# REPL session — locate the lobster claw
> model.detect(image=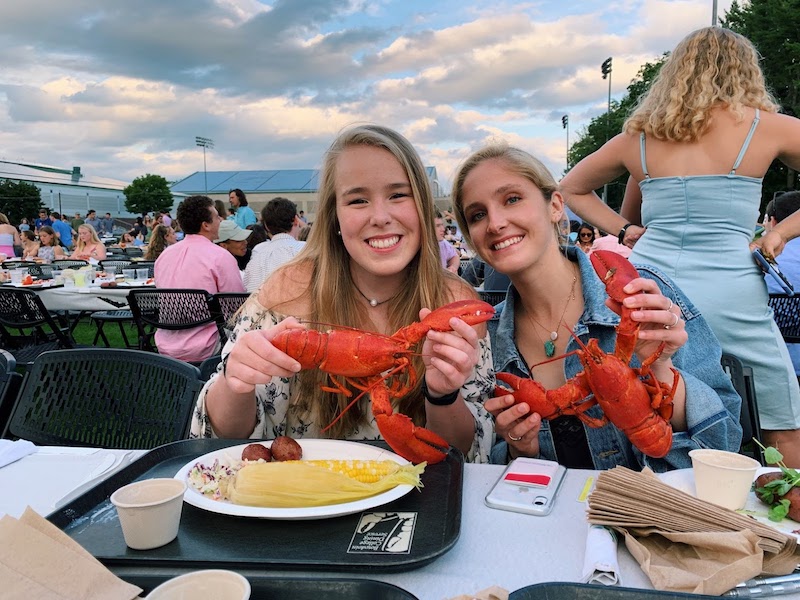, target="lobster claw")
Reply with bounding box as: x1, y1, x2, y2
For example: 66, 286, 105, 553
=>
590, 250, 640, 304
371, 383, 449, 464
394, 299, 495, 345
